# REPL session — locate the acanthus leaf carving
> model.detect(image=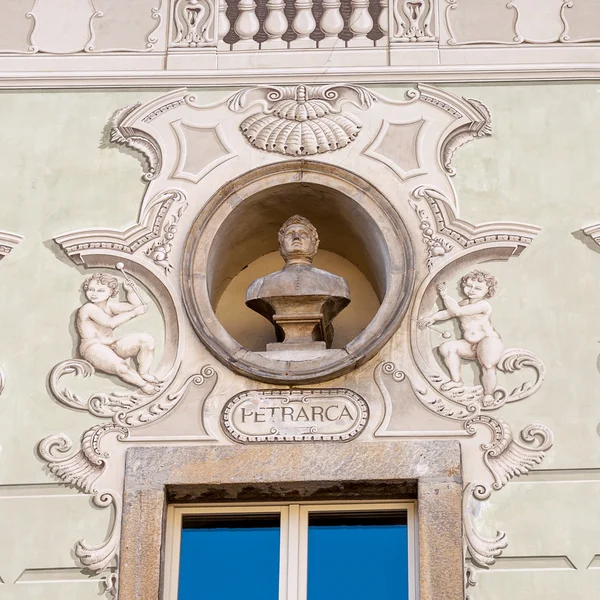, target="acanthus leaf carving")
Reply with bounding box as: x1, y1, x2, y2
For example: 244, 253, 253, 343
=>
465, 416, 554, 493
463, 482, 508, 568
38, 423, 128, 494
114, 367, 217, 428
75, 490, 122, 573
109, 103, 162, 181
227, 84, 377, 156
